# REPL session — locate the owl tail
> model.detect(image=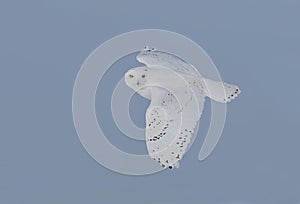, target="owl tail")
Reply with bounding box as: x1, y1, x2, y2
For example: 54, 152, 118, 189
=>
203, 78, 241, 103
